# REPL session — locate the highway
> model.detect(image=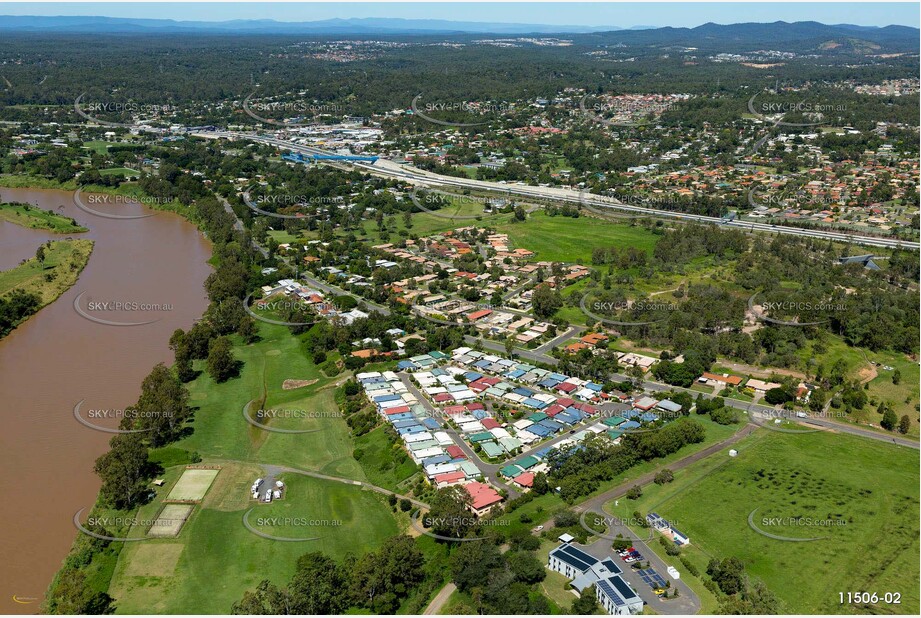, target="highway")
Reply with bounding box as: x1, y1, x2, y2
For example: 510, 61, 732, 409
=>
201, 131, 919, 251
